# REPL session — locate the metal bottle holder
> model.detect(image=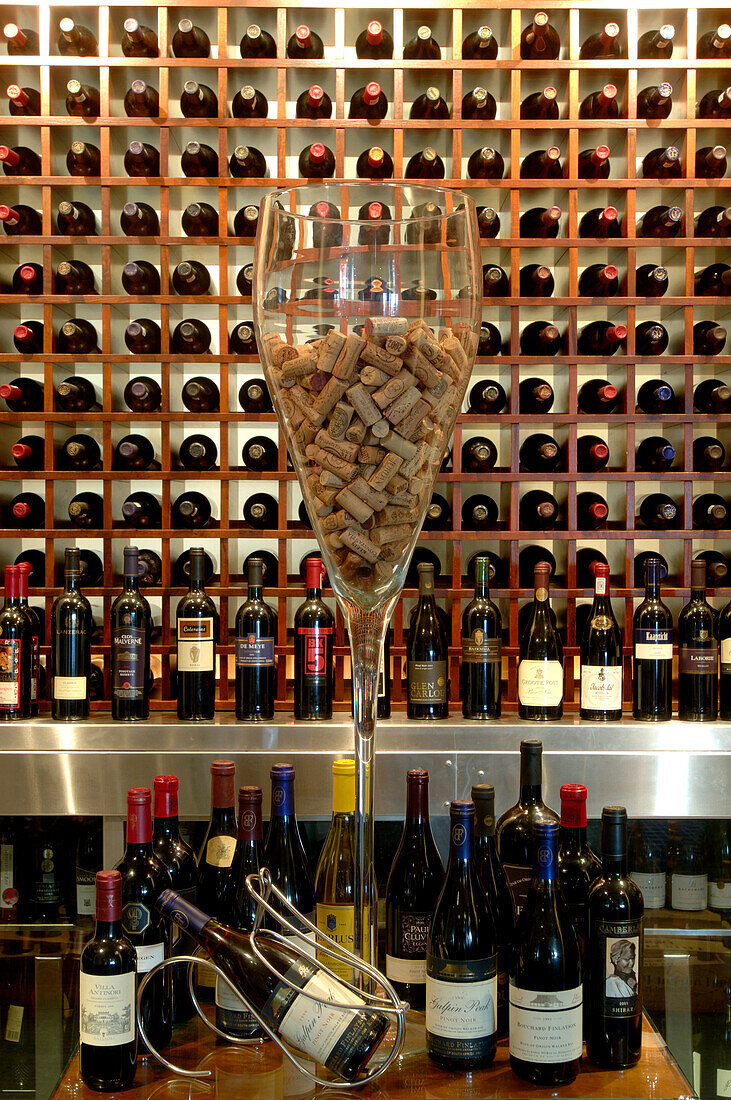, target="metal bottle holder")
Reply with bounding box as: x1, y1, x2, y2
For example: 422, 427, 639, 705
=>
136, 868, 407, 1085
